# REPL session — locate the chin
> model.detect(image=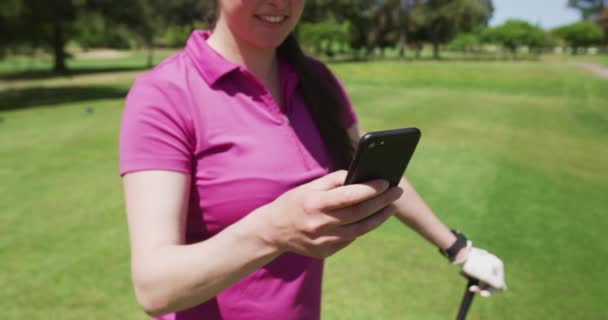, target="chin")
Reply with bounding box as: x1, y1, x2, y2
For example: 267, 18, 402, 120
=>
251, 36, 290, 50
